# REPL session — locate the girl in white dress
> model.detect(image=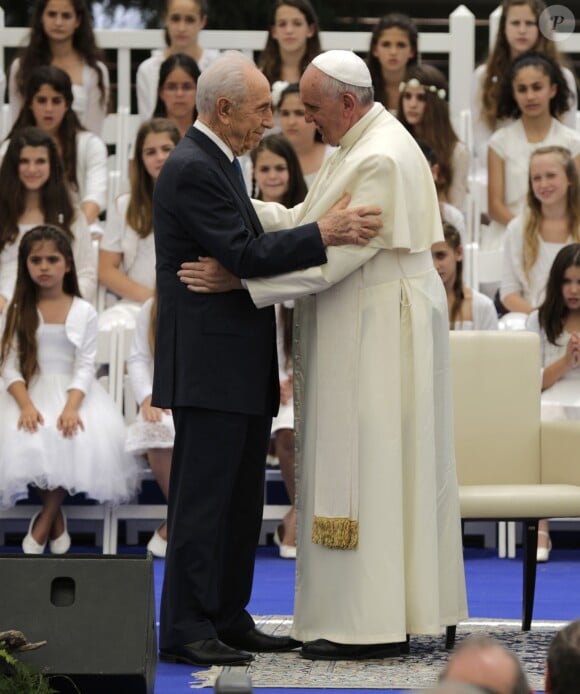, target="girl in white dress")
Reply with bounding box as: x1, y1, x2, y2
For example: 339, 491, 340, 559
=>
259, 0, 321, 86
487, 52, 580, 251
527, 243, 580, 561
398, 64, 470, 210
250, 133, 308, 557
366, 13, 418, 116
98, 118, 180, 329
0, 127, 96, 315
432, 222, 499, 330
470, 0, 578, 175
9, 0, 109, 137
501, 146, 580, 314
275, 82, 334, 189
136, 0, 219, 120
0, 225, 139, 554
4, 65, 108, 227
125, 292, 174, 557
